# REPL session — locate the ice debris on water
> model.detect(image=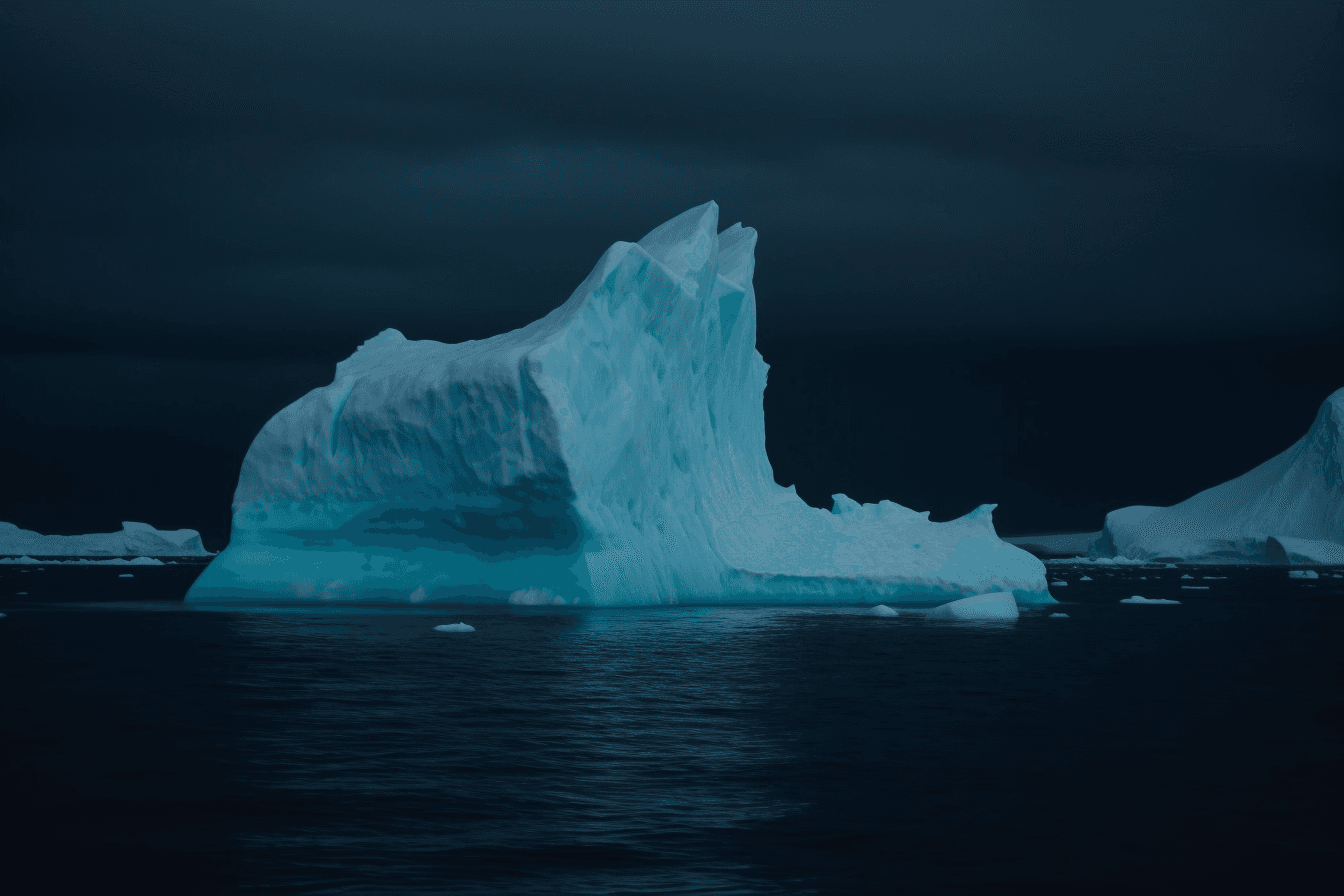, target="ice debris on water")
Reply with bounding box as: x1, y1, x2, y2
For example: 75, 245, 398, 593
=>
1180, 585, 1208, 589
1288, 570, 1319, 579
925, 592, 1019, 621
1079, 576, 1092, 581
1049, 613, 1069, 618
118, 574, 133, 578
868, 604, 898, 616
434, 623, 475, 633
1181, 574, 1194, 579
1120, 596, 1180, 604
